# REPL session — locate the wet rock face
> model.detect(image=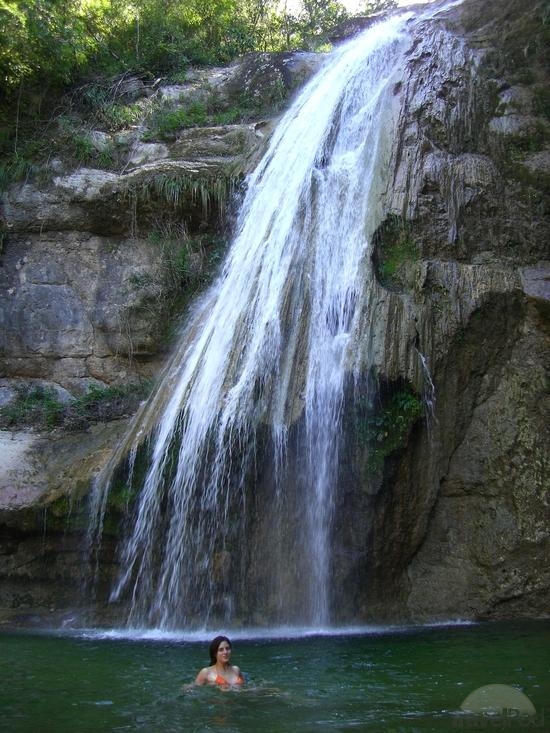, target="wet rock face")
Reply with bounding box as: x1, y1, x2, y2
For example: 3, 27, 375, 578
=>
405, 288, 550, 620
340, 0, 550, 622
390, 0, 550, 266
224, 51, 322, 107
0, 233, 168, 391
